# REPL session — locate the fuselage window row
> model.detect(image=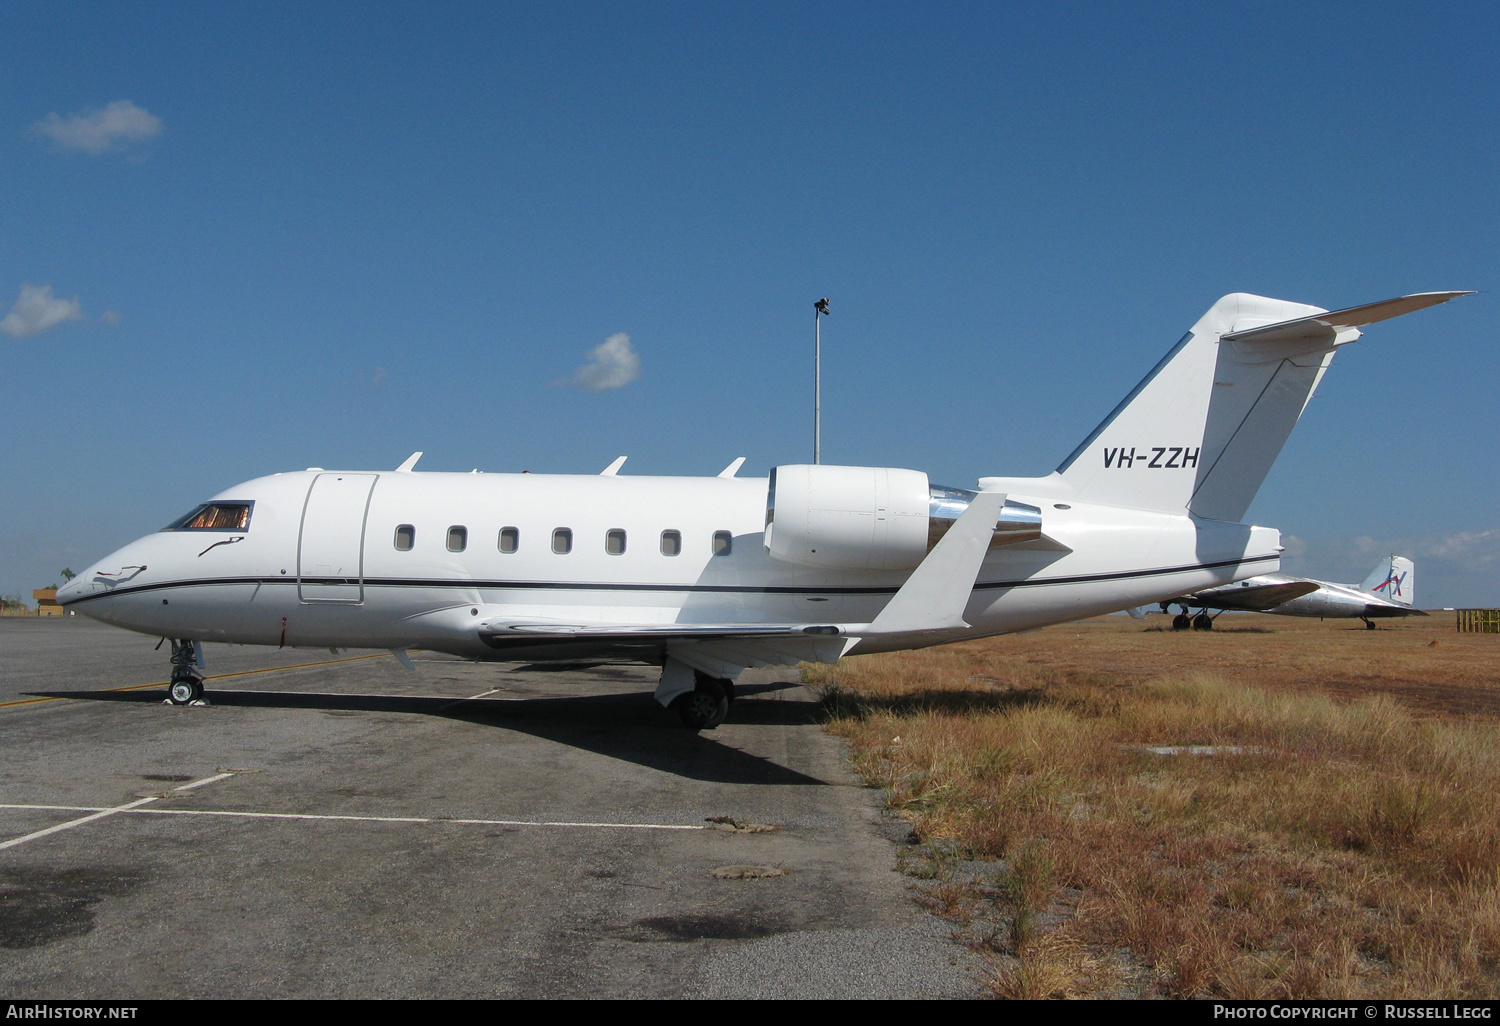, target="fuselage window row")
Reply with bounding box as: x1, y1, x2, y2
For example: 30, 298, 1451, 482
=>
389, 525, 732, 558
